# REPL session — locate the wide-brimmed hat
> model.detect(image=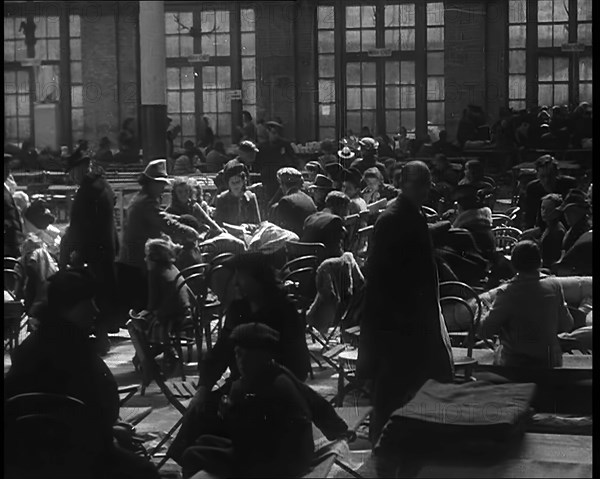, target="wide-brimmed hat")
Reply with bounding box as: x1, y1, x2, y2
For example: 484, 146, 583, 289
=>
337, 146, 356, 161
142, 159, 171, 183
239, 140, 258, 153
341, 167, 363, 187
230, 322, 280, 352
358, 137, 379, 150
556, 189, 590, 212
223, 159, 248, 182
308, 174, 334, 191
